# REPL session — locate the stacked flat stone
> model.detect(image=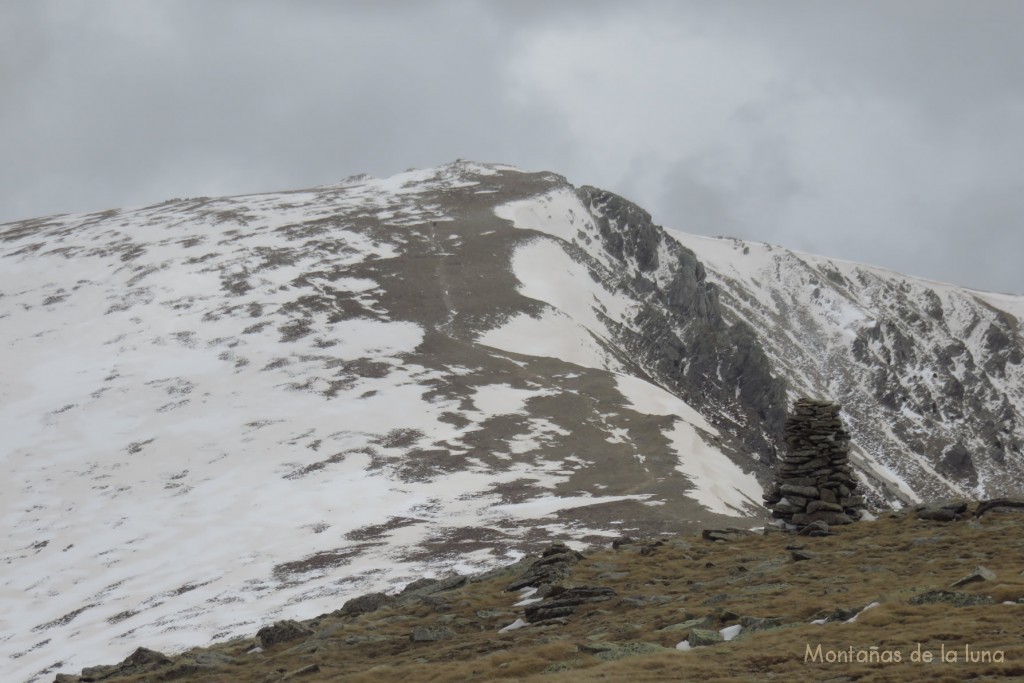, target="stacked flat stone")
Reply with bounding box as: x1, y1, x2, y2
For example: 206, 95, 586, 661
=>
763, 398, 865, 526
